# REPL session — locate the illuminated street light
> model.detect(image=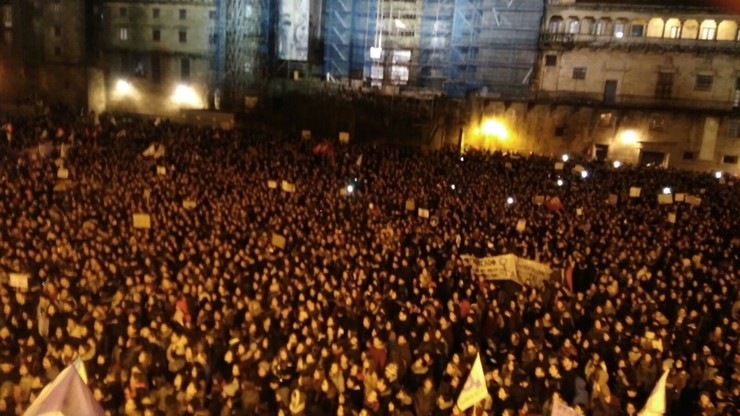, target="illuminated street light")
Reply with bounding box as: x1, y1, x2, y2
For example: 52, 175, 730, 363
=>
347, 184, 354, 193
115, 79, 133, 96
506, 197, 514, 205
172, 84, 201, 107
662, 187, 672, 194
715, 171, 722, 179
613, 160, 621, 168
562, 154, 569, 162
557, 179, 564, 187
620, 130, 639, 145
581, 170, 588, 179
480, 119, 509, 140
451, 184, 456, 190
